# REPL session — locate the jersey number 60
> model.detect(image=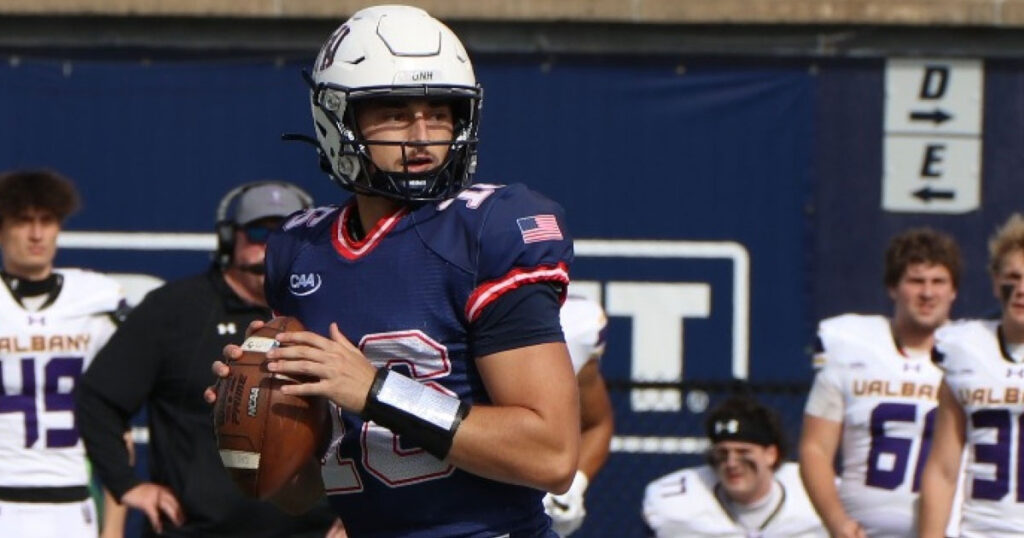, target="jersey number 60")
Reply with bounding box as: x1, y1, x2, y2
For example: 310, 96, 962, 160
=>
865, 402, 936, 492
